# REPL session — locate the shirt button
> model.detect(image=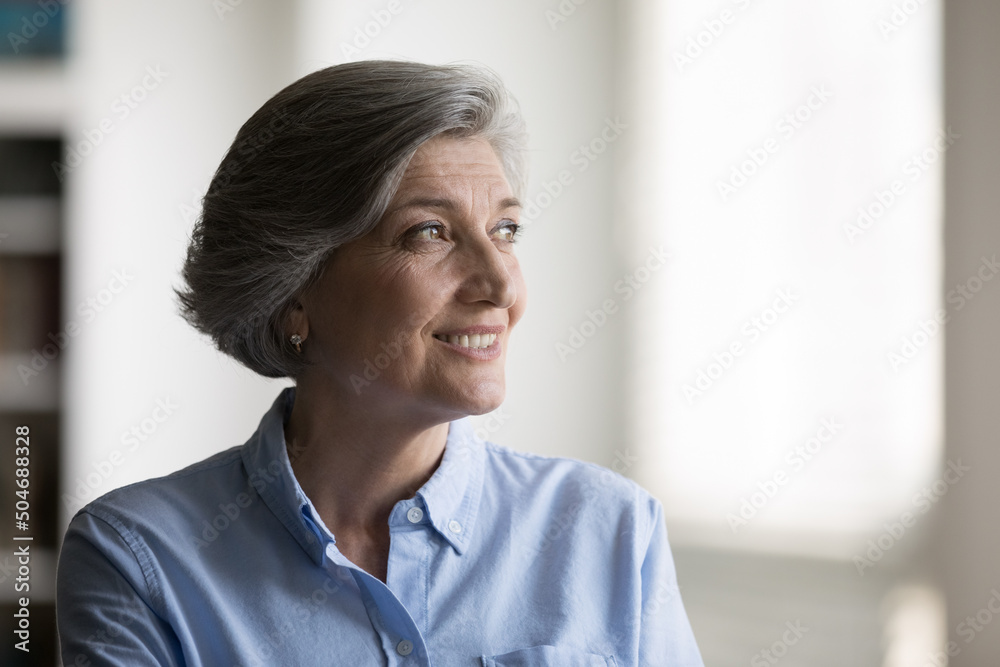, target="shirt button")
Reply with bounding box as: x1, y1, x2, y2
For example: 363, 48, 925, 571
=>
406, 507, 424, 524
447, 519, 462, 534
396, 639, 413, 656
